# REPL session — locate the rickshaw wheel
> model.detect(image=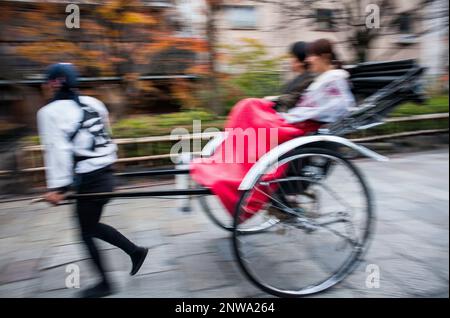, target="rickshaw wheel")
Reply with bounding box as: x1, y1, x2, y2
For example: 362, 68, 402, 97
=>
198, 195, 234, 231
233, 147, 374, 297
